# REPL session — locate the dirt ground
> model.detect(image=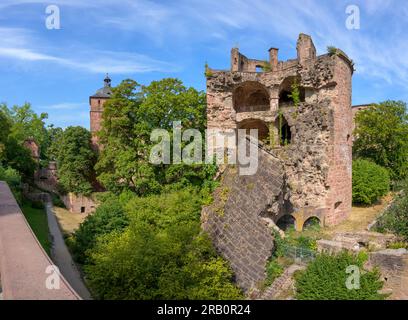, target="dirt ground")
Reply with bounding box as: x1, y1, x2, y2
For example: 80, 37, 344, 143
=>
53, 206, 88, 235
323, 193, 394, 236
294, 193, 395, 241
